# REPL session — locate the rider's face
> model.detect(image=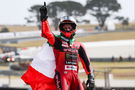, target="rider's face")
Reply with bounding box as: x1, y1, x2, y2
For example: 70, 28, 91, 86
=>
63, 24, 73, 32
